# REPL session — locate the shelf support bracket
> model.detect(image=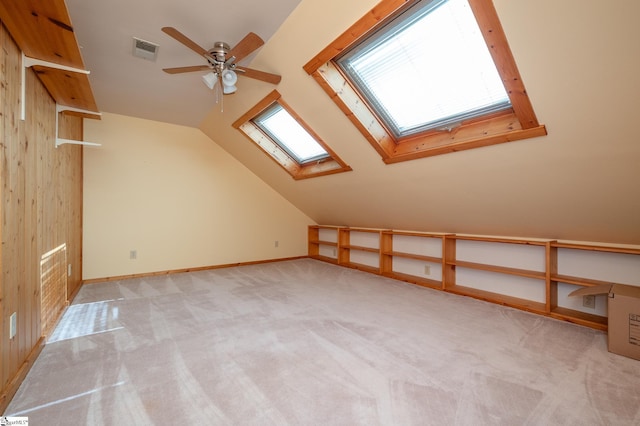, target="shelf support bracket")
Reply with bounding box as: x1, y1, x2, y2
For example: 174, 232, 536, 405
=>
21, 53, 91, 121
56, 104, 102, 148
